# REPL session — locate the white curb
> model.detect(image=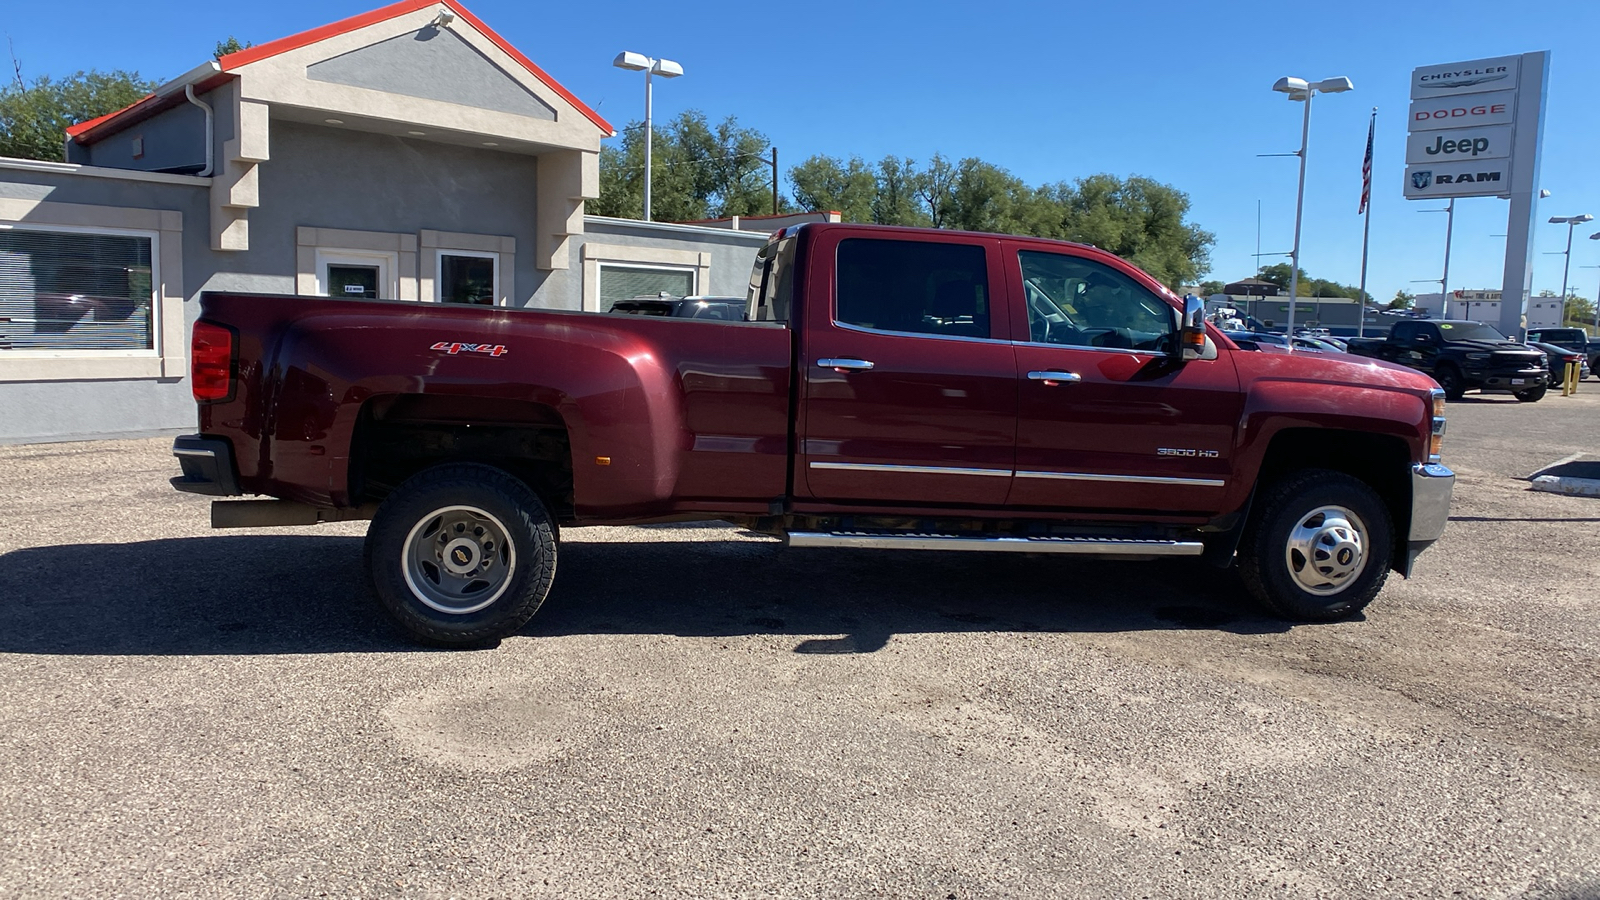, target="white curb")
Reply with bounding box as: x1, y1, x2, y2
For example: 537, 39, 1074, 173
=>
1529, 475, 1600, 498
